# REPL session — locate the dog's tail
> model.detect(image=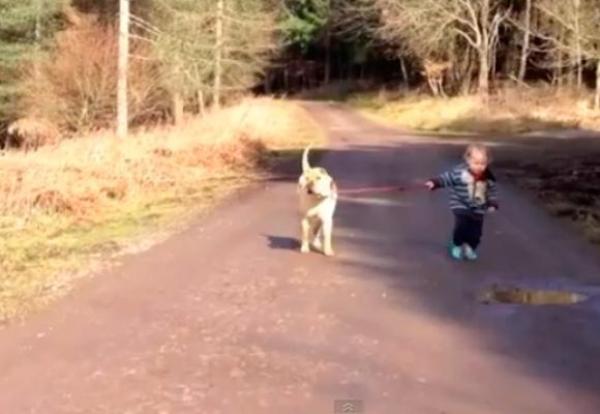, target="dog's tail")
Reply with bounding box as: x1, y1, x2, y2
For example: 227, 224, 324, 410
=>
302, 145, 312, 173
